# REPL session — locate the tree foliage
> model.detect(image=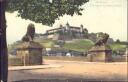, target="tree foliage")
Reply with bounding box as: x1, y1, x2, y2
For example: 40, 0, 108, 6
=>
7, 0, 89, 26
